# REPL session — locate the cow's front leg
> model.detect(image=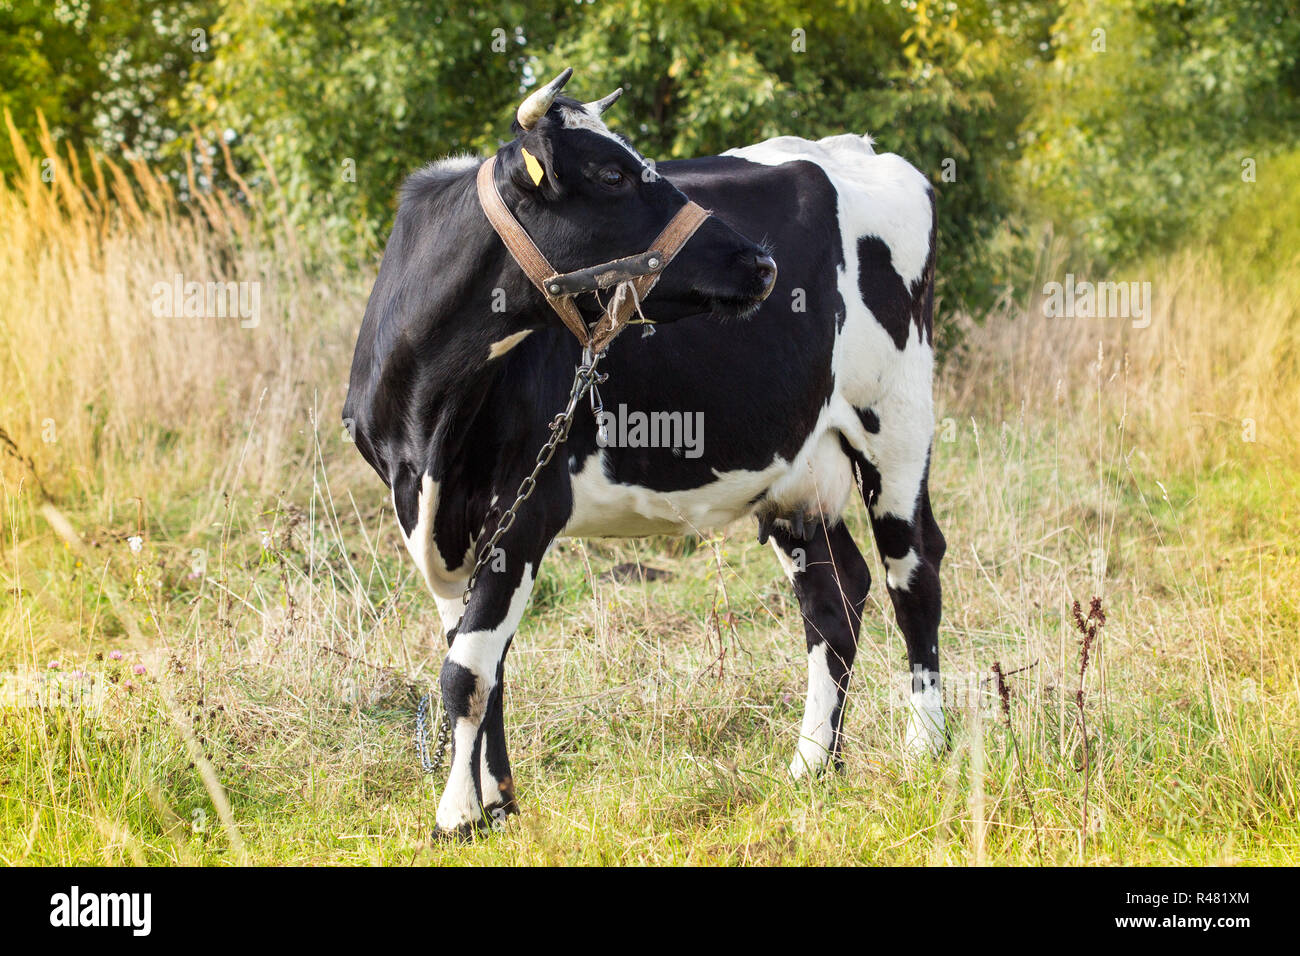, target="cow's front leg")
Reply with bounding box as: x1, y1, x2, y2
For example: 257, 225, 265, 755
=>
433, 594, 513, 822
435, 560, 536, 838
